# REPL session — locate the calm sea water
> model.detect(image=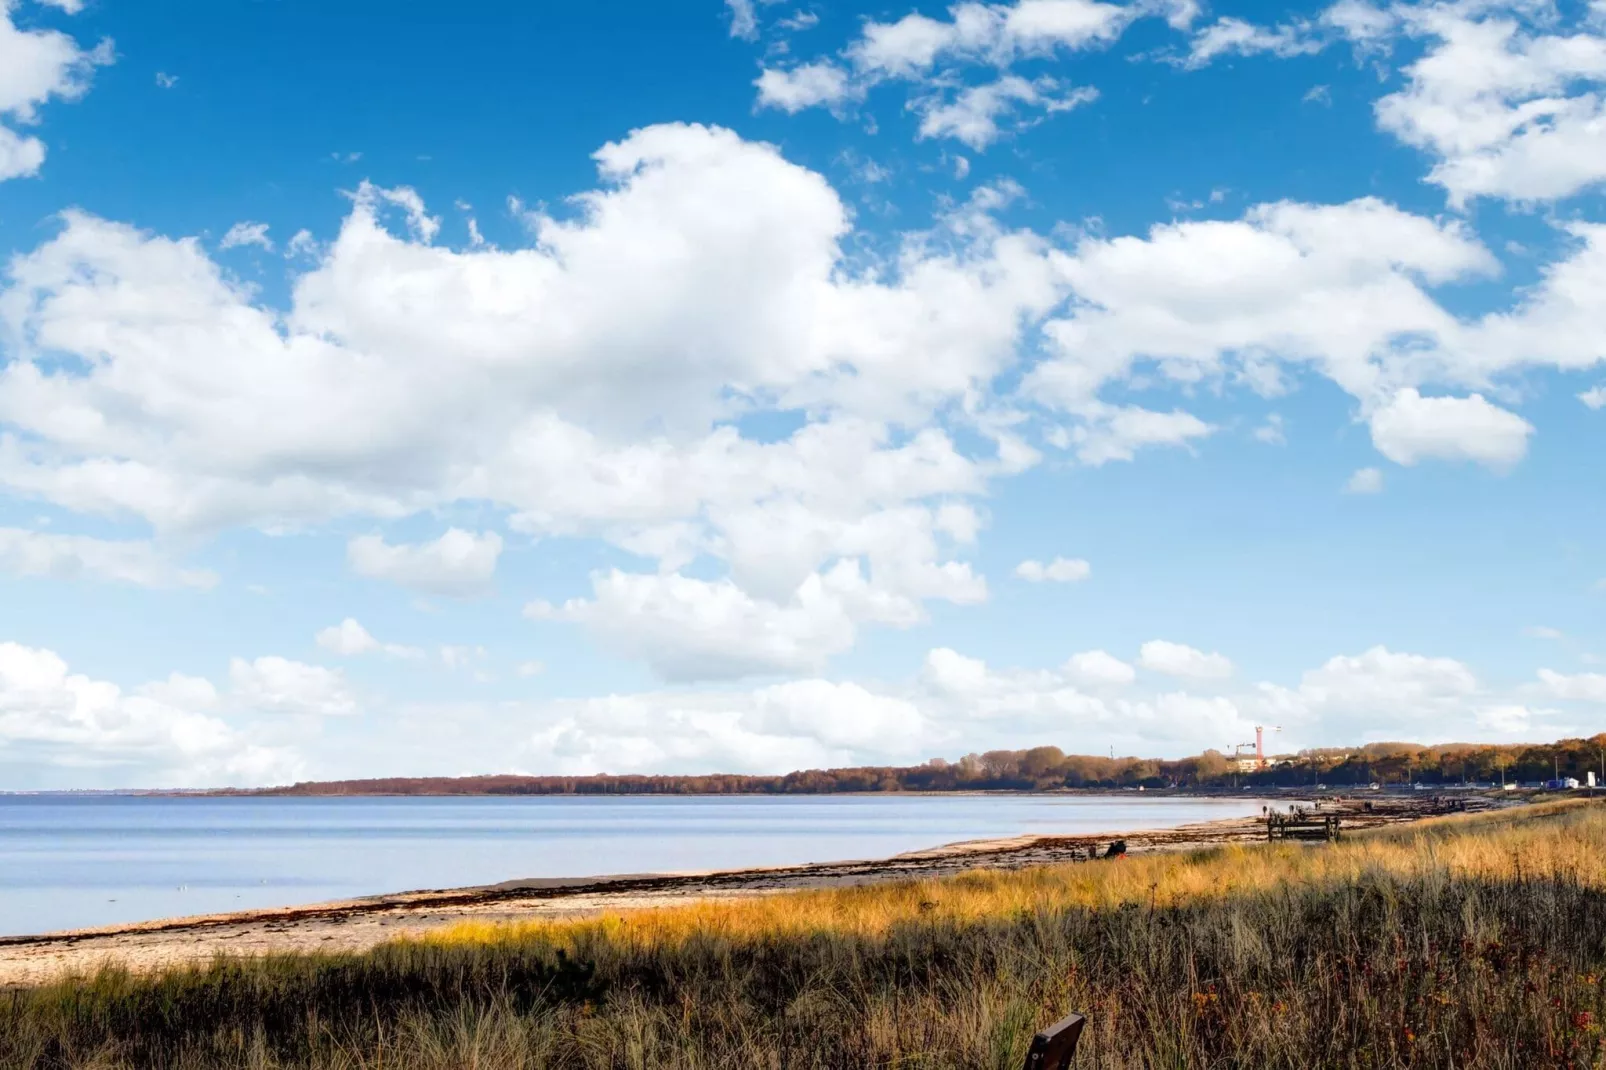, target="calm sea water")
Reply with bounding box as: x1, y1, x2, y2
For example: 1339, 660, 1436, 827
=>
0, 793, 1267, 937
